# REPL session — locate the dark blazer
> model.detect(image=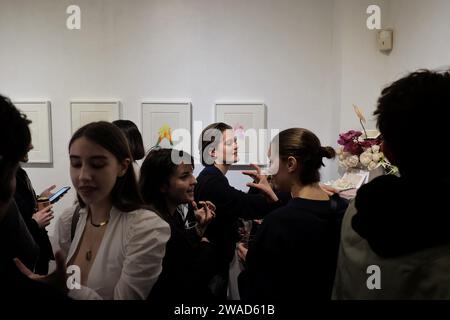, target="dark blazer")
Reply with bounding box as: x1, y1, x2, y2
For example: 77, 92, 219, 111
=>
194, 165, 282, 273
148, 205, 217, 302
0, 206, 67, 301
238, 194, 349, 301
14, 167, 54, 274
0, 200, 40, 270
